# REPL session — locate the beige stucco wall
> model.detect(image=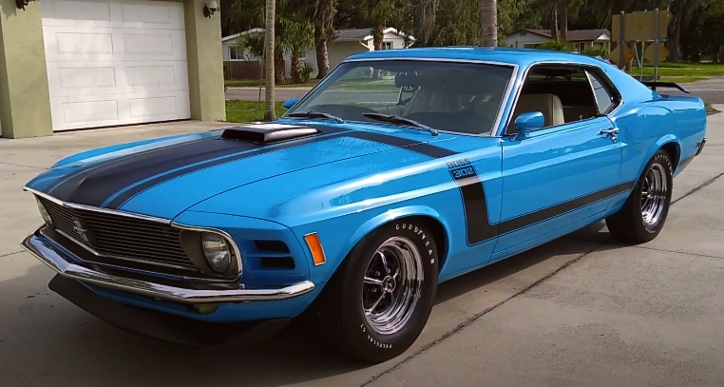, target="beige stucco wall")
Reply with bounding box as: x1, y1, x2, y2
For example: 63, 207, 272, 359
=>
183, 0, 225, 123
0, 0, 53, 139
0, 0, 224, 139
